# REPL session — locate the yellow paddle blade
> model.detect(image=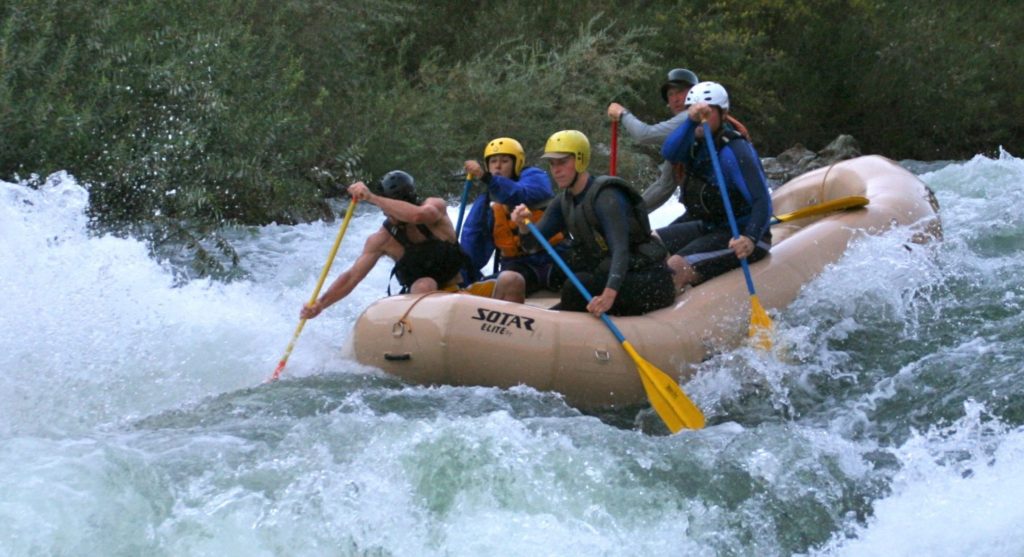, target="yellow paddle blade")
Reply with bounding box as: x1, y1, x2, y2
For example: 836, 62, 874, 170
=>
773, 196, 869, 223
747, 294, 773, 350
622, 341, 706, 432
